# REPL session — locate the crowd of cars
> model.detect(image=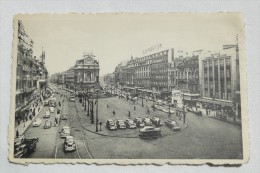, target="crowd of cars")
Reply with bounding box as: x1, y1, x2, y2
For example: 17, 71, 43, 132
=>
106, 116, 181, 138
